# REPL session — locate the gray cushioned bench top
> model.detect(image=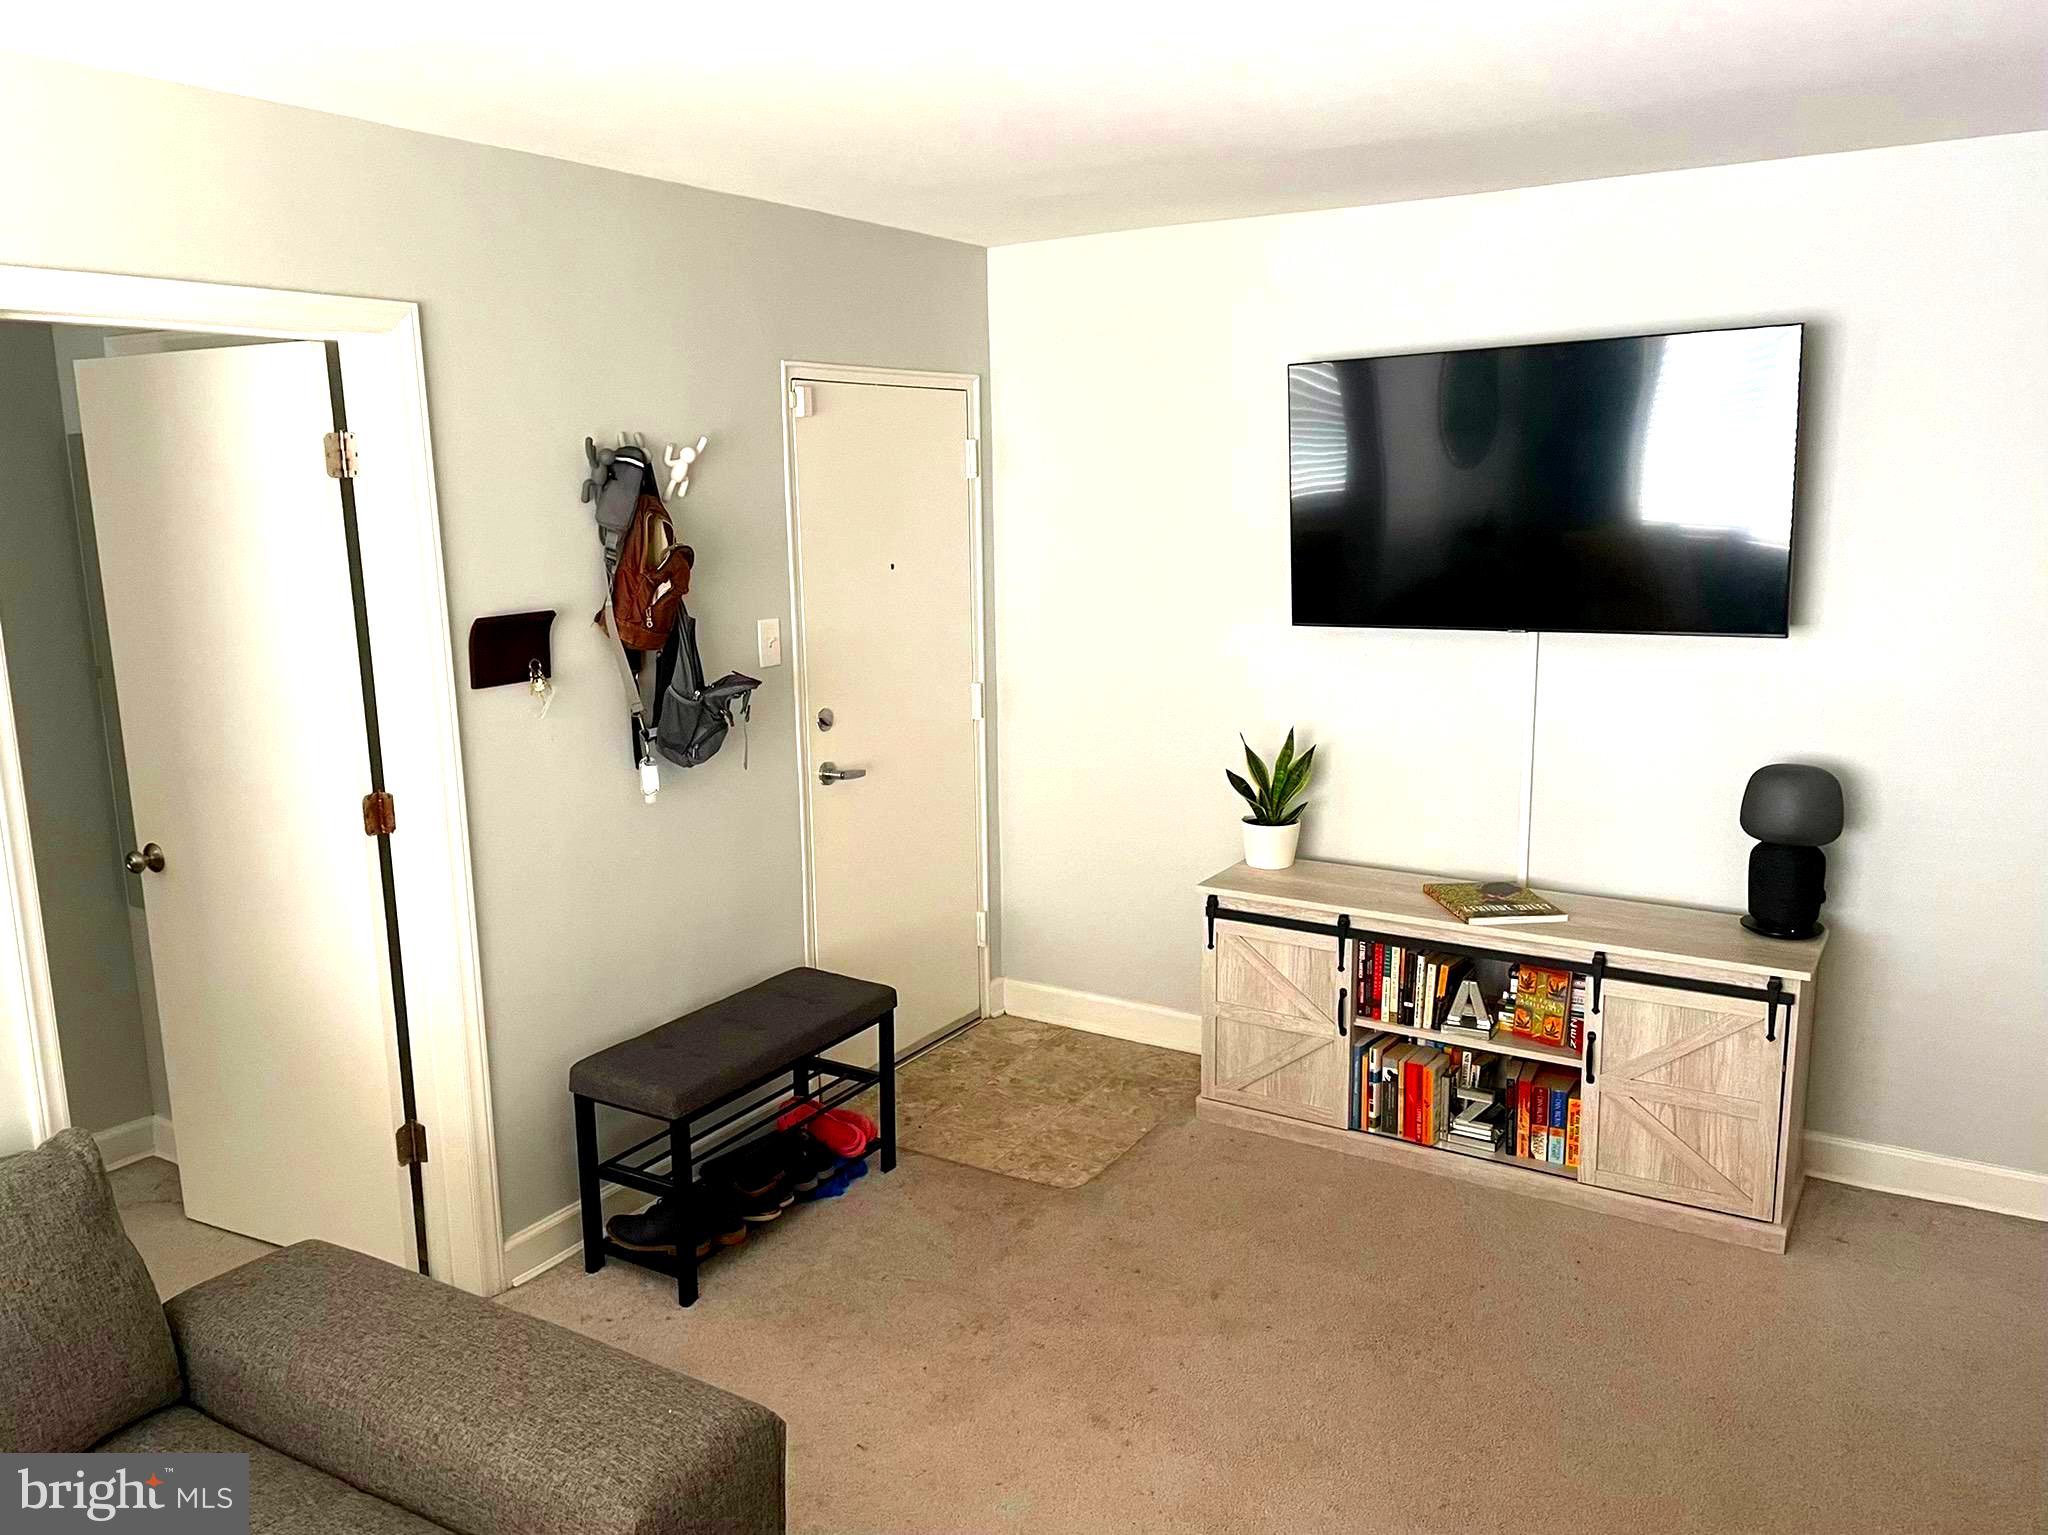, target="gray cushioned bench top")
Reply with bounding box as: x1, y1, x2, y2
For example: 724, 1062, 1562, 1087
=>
569, 966, 897, 1121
